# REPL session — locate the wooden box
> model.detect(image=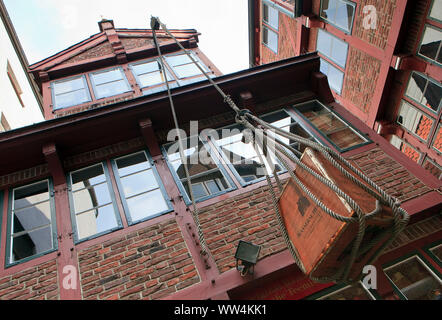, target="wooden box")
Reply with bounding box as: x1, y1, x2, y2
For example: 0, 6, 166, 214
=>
278, 148, 394, 281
